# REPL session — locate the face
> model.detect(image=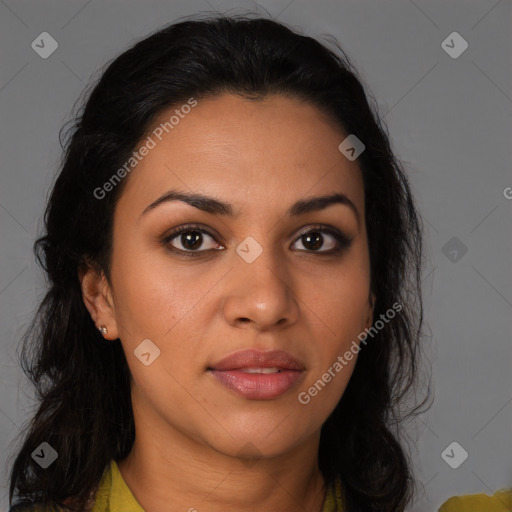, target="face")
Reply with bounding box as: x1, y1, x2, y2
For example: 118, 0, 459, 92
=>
83, 93, 375, 460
